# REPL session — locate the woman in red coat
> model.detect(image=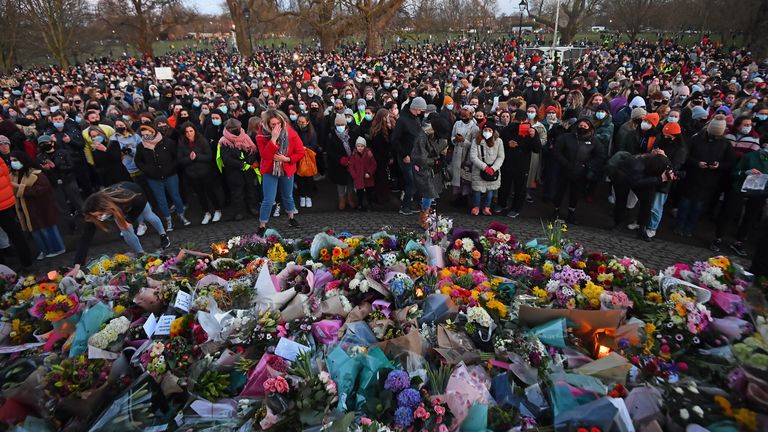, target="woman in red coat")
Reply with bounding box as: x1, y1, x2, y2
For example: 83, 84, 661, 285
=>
347, 136, 377, 210
255, 110, 305, 234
